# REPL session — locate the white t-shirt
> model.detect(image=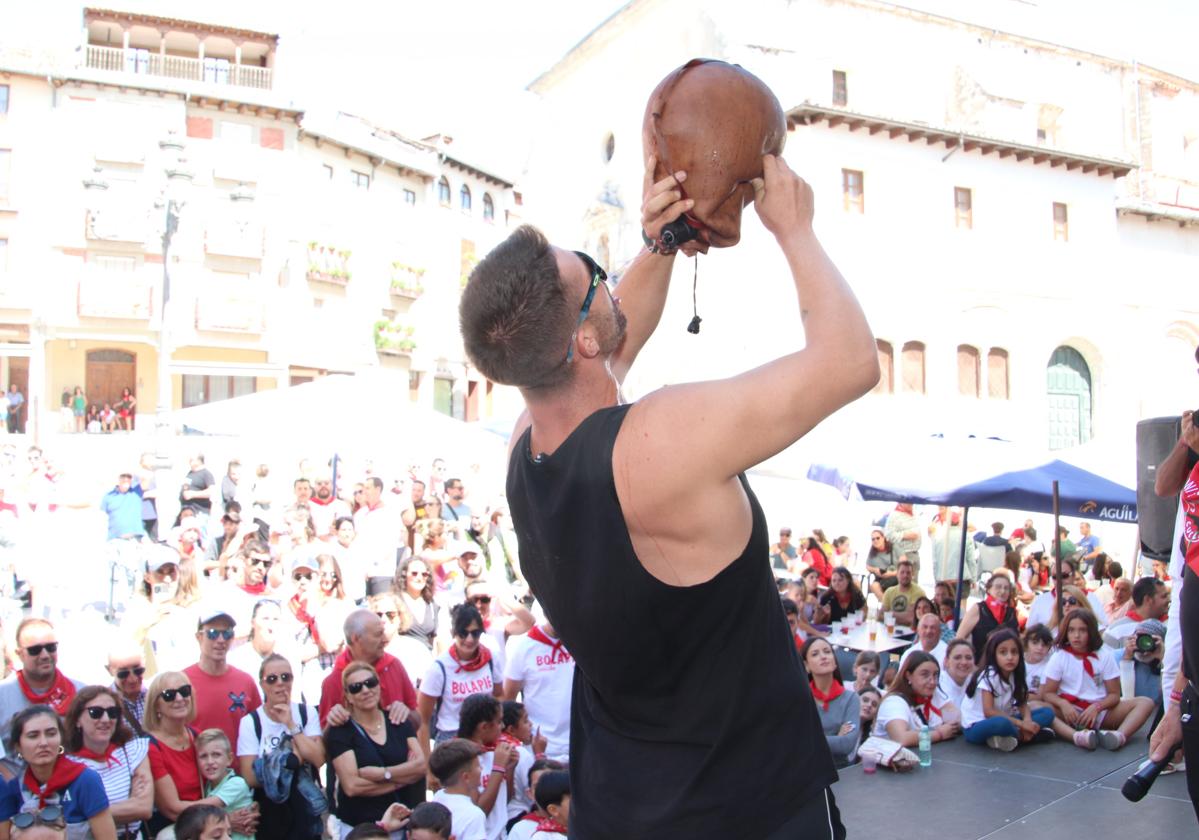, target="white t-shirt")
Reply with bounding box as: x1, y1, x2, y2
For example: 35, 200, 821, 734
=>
236, 703, 322, 757
960, 667, 1016, 729
1044, 647, 1119, 703
897, 640, 947, 673
477, 749, 508, 840
504, 629, 575, 760
508, 819, 540, 840
1024, 657, 1050, 695
507, 744, 535, 821
432, 790, 487, 840
938, 670, 968, 711
872, 693, 946, 737
421, 652, 499, 735
387, 636, 434, 691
